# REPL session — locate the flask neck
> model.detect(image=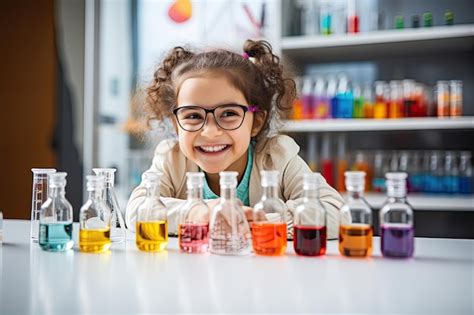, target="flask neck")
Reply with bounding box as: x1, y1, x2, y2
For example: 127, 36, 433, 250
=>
220, 186, 236, 200
261, 186, 278, 199
49, 186, 66, 198
146, 182, 159, 199
187, 187, 203, 200
88, 189, 103, 201
347, 188, 364, 200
